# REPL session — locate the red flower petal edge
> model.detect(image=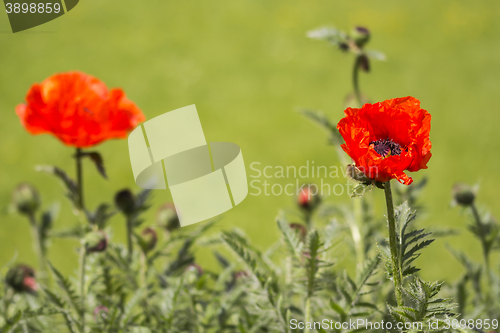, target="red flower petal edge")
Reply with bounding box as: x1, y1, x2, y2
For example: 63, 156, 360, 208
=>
337, 96, 432, 185
16, 71, 146, 148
